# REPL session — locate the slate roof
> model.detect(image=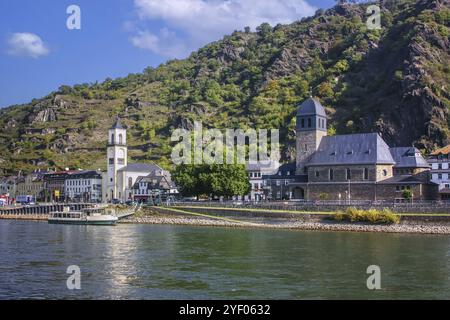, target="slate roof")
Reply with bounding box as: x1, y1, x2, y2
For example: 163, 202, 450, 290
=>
111, 117, 124, 130
389, 147, 429, 168
118, 163, 164, 173
246, 160, 280, 173
378, 175, 431, 185
297, 98, 327, 117
308, 133, 395, 166
263, 163, 297, 179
